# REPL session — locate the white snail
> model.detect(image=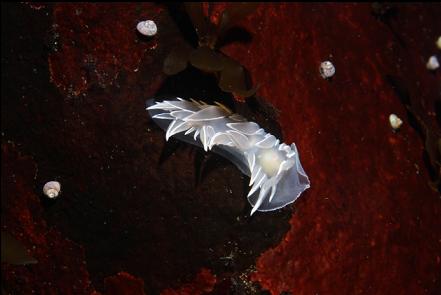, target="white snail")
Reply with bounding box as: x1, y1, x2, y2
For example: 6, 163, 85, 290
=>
319, 61, 336, 79
389, 114, 403, 131
426, 55, 439, 71
147, 98, 310, 215
43, 181, 61, 199
136, 20, 157, 37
